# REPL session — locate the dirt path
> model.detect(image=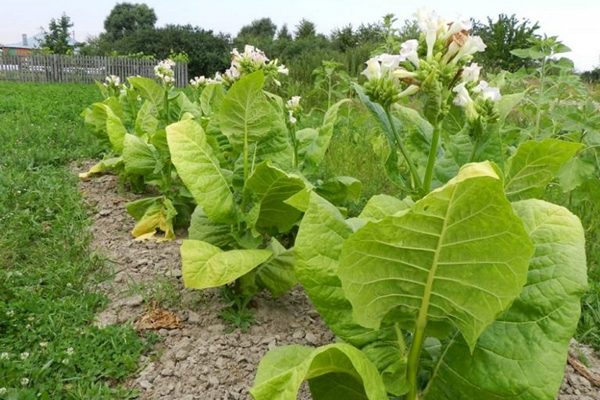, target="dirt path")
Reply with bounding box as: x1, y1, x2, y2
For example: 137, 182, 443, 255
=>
75, 163, 599, 400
